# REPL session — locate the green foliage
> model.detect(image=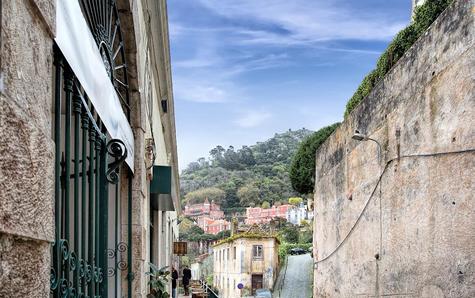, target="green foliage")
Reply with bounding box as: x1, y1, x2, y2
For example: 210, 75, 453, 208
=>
147, 263, 170, 298
279, 225, 299, 243
180, 129, 314, 211
278, 242, 313, 260
289, 124, 340, 194
180, 224, 205, 242
183, 187, 225, 205
288, 197, 303, 205
214, 231, 278, 246
413, 0, 453, 35
237, 184, 260, 206
344, 0, 452, 117
216, 230, 231, 240
261, 201, 270, 209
